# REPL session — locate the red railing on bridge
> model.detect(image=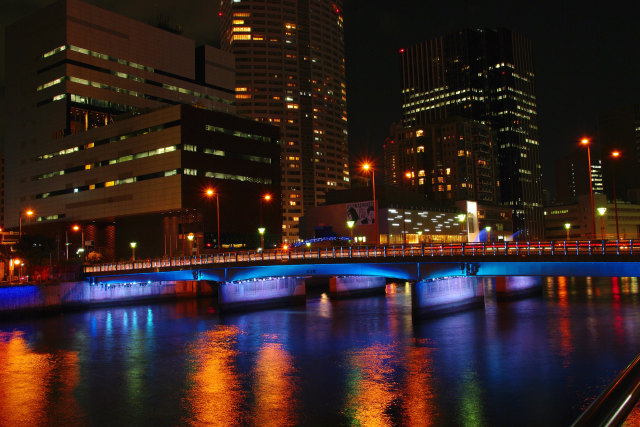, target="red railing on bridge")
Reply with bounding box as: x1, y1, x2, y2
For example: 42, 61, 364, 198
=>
83, 239, 639, 274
